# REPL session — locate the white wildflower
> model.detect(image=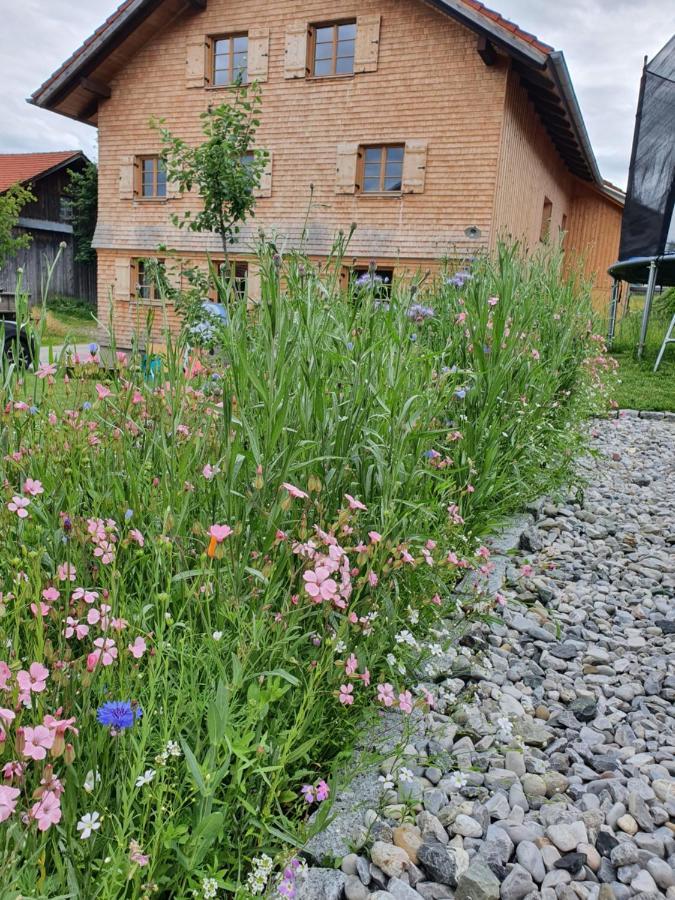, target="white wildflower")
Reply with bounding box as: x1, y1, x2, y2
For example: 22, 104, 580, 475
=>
135, 769, 156, 788
397, 767, 414, 785
83, 770, 101, 793
202, 877, 219, 898
76, 811, 102, 839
